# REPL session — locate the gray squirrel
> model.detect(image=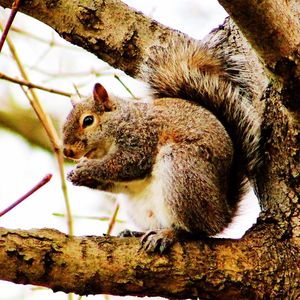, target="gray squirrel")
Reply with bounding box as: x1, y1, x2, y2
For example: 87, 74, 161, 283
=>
63, 38, 260, 252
